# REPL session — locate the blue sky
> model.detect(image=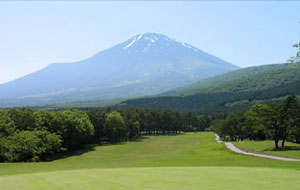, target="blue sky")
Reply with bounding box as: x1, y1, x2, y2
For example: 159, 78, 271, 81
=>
0, 1, 299, 84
